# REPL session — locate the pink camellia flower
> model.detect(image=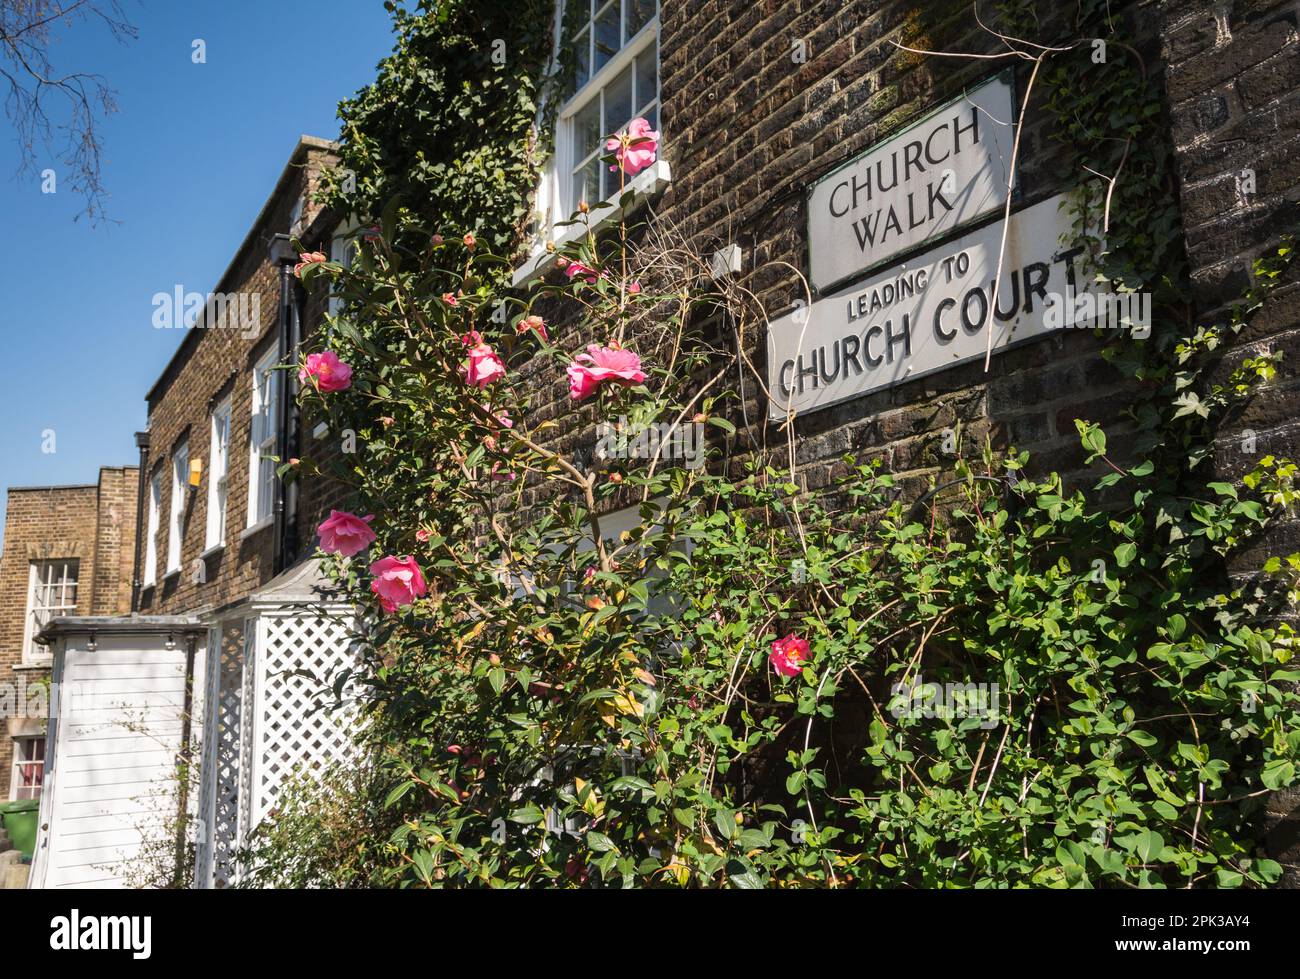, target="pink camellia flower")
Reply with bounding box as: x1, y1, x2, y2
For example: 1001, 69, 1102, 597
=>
415, 528, 431, 543
369, 554, 428, 614
563, 260, 602, 284
464, 340, 506, 388
299, 351, 353, 392
463, 232, 476, 250
461, 330, 482, 346
517, 315, 548, 341
769, 633, 810, 678
293, 251, 327, 277
442, 292, 460, 307
431, 233, 444, 246
606, 117, 660, 177
317, 510, 376, 558
566, 343, 648, 401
